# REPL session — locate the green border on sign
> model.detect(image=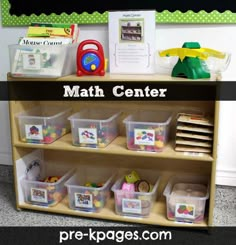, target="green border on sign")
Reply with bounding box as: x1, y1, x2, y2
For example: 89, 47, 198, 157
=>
2, 0, 236, 26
